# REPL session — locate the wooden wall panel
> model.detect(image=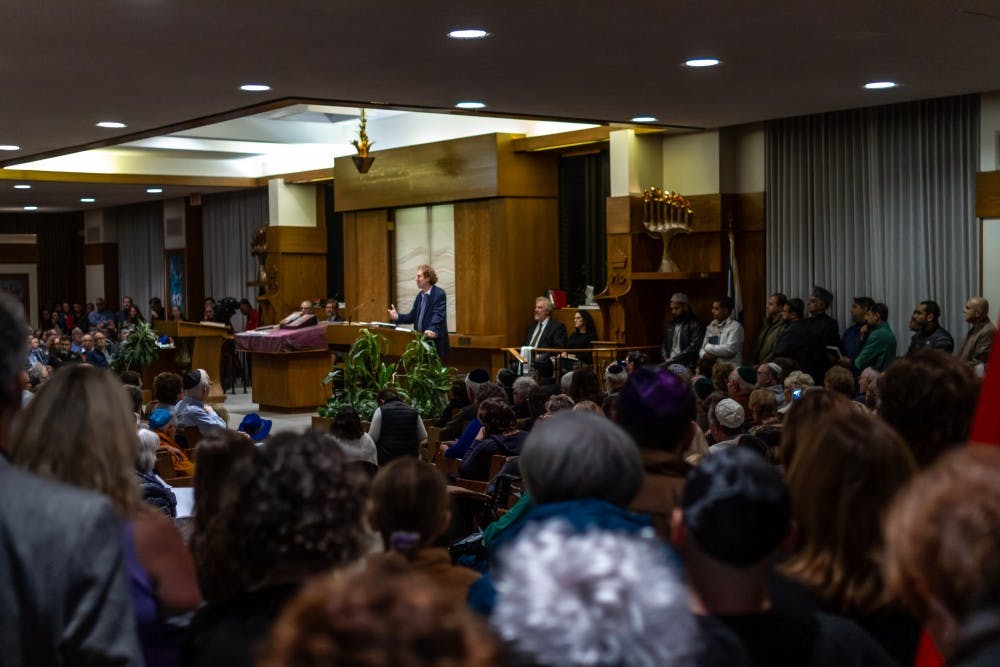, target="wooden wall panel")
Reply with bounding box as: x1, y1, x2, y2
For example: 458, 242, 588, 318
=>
976, 171, 1000, 218
184, 199, 204, 313
454, 200, 498, 336
724, 192, 766, 360
0, 244, 39, 263
499, 198, 560, 346
83, 243, 117, 265
0, 212, 85, 308
342, 209, 390, 323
